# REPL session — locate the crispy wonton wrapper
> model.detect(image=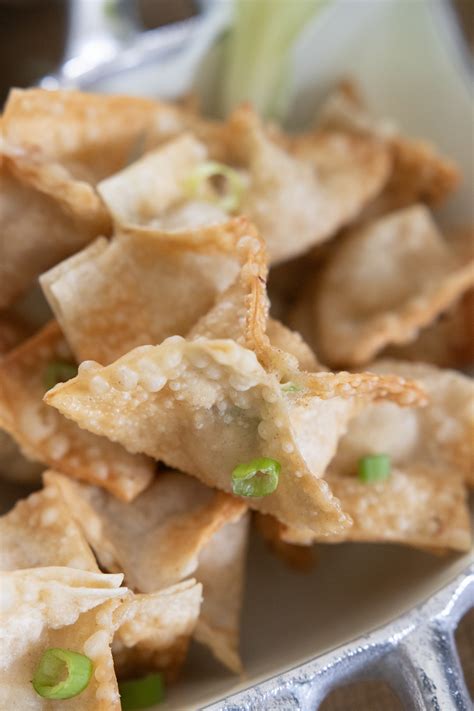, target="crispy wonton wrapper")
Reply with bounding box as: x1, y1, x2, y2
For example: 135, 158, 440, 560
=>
44, 470, 245, 592
45, 470, 247, 673
282, 359, 473, 550
0, 87, 196, 308
316, 81, 460, 214
97, 106, 389, 264
0, 482, 99, 572
228, 106, 391, 263
2, 88, 191, 184
193, 513, 250, 674
45, 336, 425, 537
40, 218, 261, 365
312, 206, 474, 367
113, 579, 203, 681
0, 567, 125, 710
0, 321, 154, 500
2, 470, 204, 682
0, 153, 110, 308
384, 288, 474, 368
